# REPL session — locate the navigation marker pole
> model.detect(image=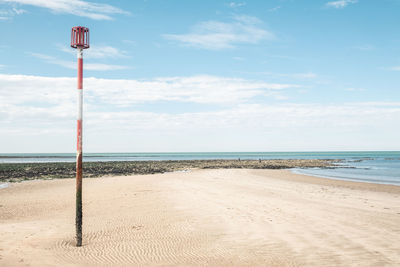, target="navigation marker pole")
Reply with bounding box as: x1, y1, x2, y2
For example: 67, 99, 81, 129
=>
71, 26, 90, 247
